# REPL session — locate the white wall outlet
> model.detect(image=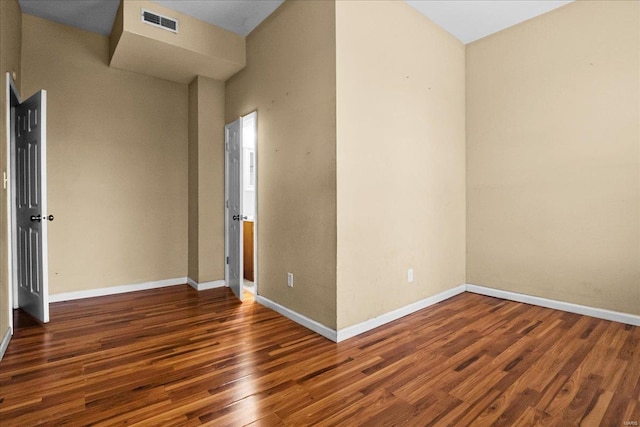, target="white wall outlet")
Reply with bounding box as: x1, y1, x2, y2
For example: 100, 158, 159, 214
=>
408, 268, 414, 283
287, 272, 294, 288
